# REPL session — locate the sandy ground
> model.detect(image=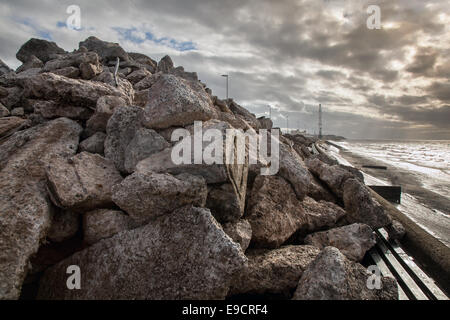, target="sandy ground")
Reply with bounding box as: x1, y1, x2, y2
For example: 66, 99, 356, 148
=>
336, 147, 450, 248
